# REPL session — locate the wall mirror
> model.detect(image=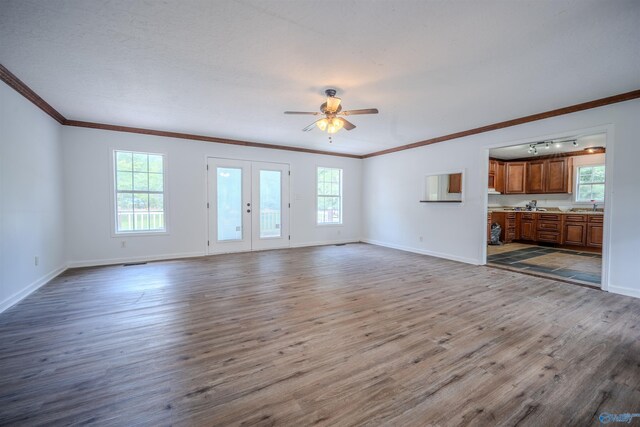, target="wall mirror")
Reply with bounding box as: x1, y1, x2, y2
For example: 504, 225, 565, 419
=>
421, 172, 463, 202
